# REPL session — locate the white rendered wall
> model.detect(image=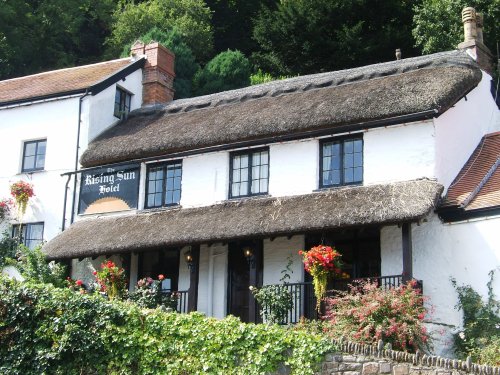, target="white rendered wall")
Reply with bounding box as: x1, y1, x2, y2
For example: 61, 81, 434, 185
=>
181, 153, 229, 207
268, 140, 318, 196
0, 98, 80, 241
364, 121, 436, 185
85, 68, 143, 144
196, 243, 228, 319
263, 235, 305, 285
381, 214, 500, 356
435, 73, 500, 192
177, 246, 191, 291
